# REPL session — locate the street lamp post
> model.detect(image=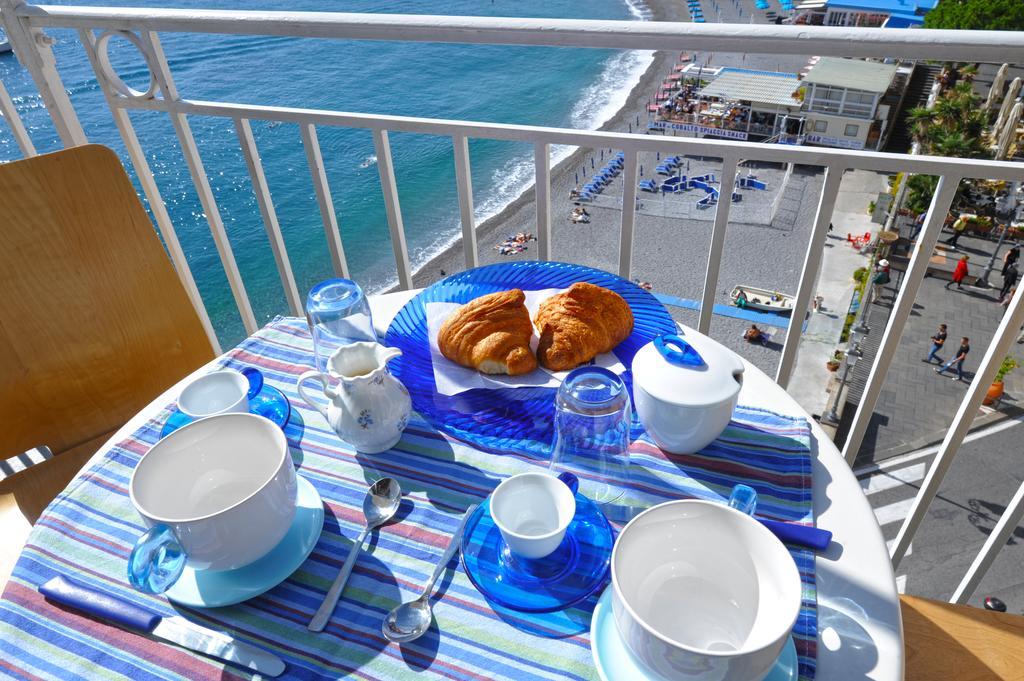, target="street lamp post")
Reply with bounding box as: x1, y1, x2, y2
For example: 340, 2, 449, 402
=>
976, 181, 1019, 289
821, 339, 863, 426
